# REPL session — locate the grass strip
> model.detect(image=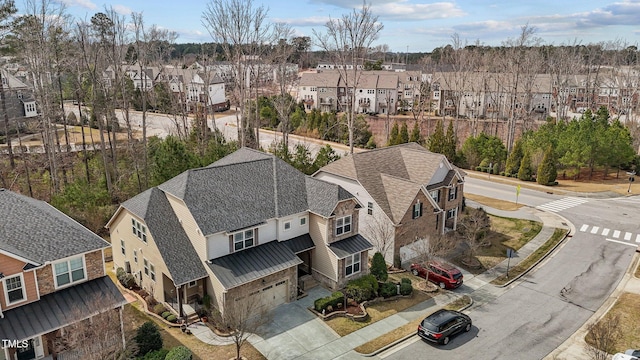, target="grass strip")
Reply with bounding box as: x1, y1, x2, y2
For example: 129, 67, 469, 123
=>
491, 228, 567, 285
